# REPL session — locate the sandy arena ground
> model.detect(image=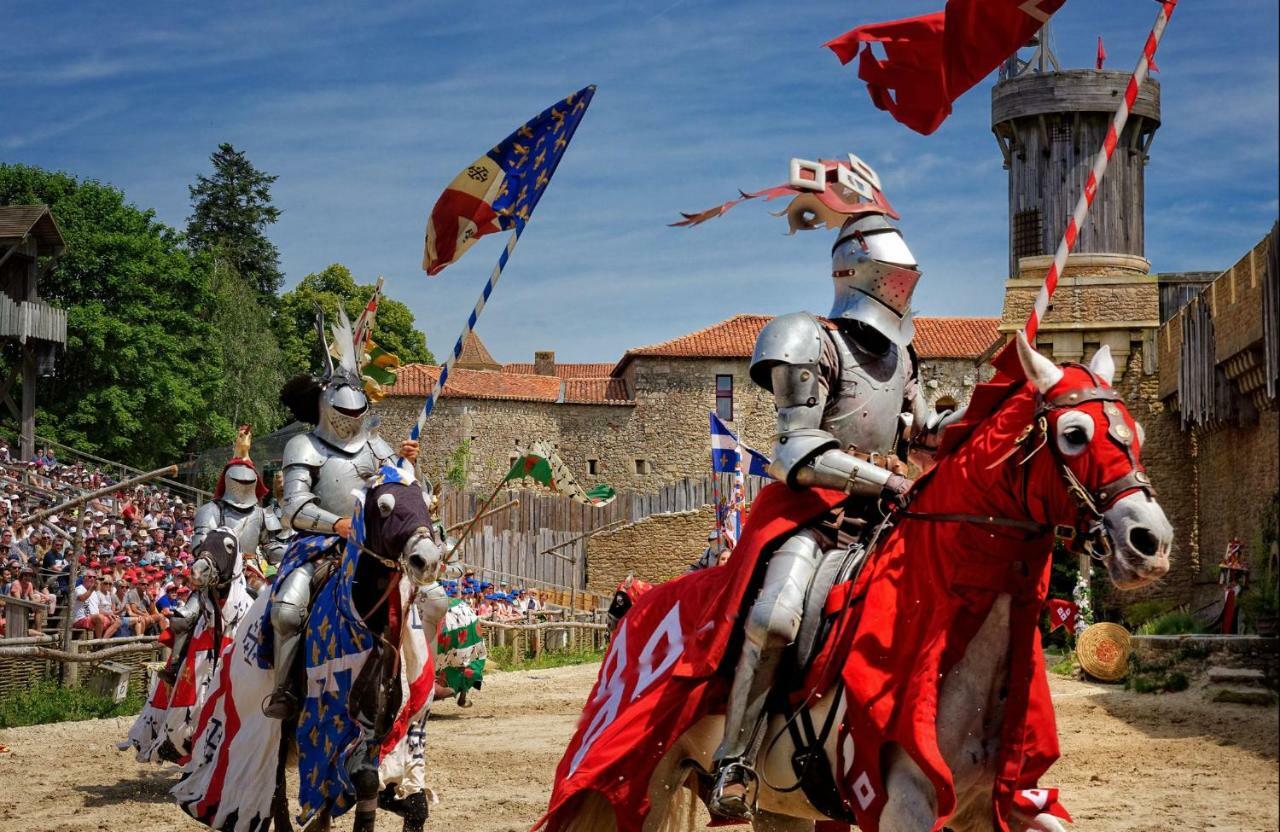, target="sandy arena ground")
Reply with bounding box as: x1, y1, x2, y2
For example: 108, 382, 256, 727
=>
0, 662, 1275, 832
